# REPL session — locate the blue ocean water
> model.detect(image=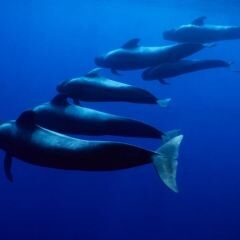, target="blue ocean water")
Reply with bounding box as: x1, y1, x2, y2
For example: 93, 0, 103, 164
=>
1, 1, 240, 239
